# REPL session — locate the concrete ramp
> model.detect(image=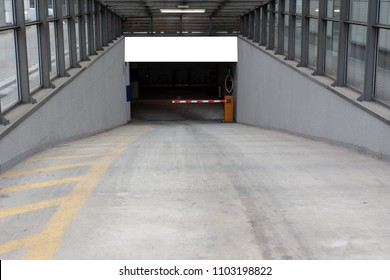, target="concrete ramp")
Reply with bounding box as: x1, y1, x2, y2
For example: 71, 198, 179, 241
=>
131, 99, 224, 121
